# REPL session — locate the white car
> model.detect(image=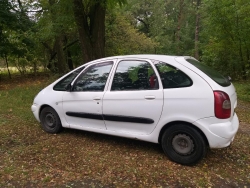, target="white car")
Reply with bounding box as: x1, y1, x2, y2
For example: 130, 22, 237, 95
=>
31, 55, 239, 165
